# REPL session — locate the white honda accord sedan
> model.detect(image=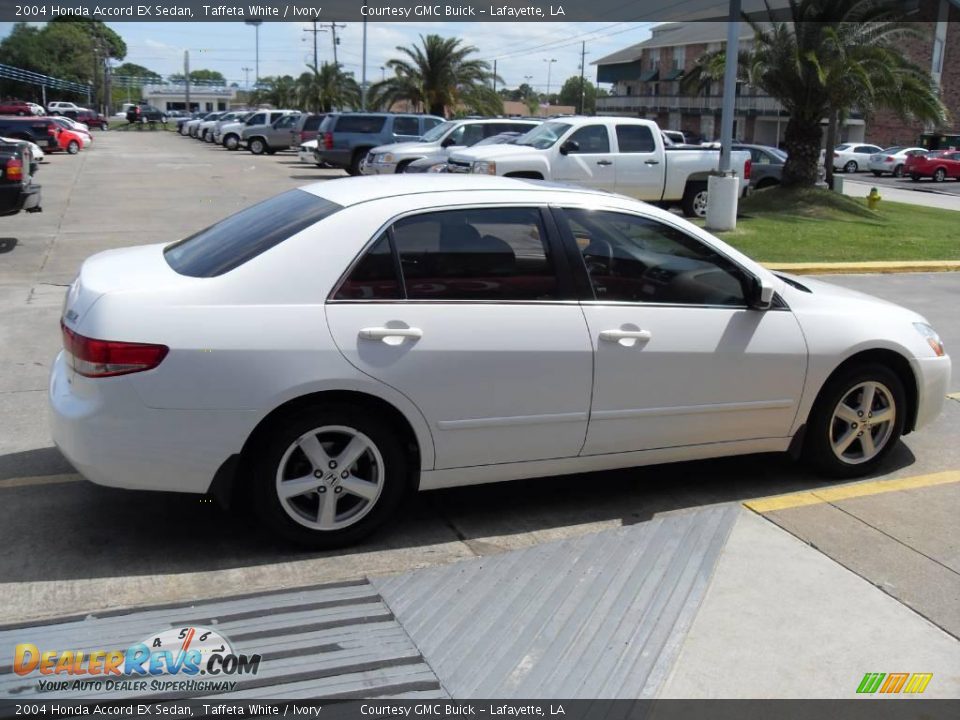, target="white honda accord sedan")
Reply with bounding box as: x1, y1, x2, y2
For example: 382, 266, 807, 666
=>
50, 176, 950, 547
